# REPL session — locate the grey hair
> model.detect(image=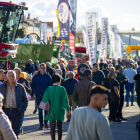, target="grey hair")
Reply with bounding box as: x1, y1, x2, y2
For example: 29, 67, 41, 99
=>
55, 69, 62, 76
36, 60, 39, 63
6, 70, 16, 77
46, 62, 51, 67
68, 71, 75, 77
29, 59, 32, 62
